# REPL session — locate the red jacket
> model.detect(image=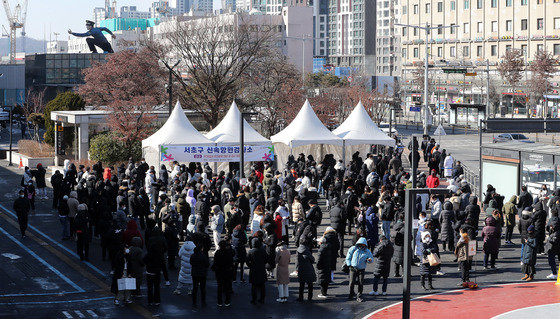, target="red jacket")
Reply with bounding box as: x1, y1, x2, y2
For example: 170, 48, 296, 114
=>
426, 175, 440, 188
